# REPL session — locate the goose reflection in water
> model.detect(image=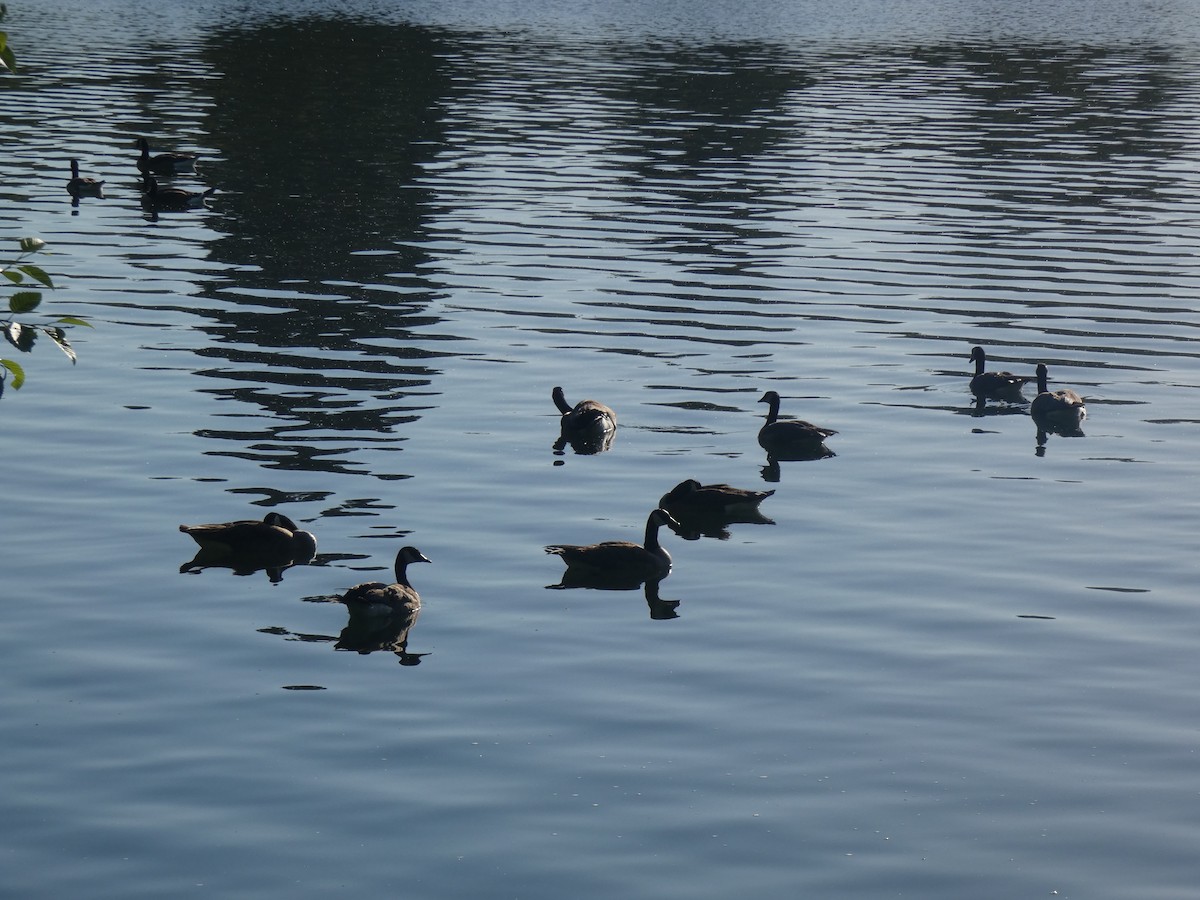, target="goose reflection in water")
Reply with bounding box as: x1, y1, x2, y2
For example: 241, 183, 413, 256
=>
553, 428, 615, 456
1034, 417, 1086, 456
179, 512, 317, 583
658, 479, 775, 540
964, 394, 1034, 419
260, 612, 429, 666
760, 443, 836, 483
547, 571, 681, 620
332, 599, 429, 665
551, 386, 617, 456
